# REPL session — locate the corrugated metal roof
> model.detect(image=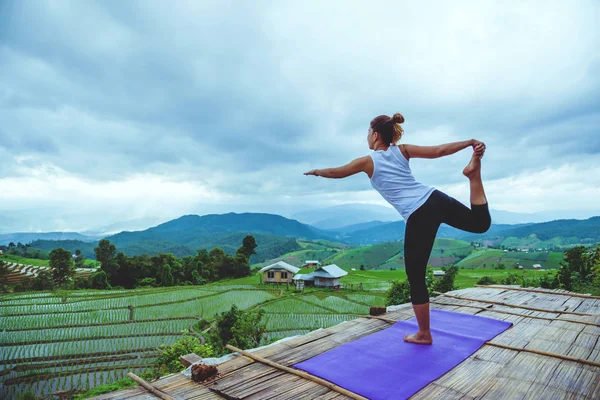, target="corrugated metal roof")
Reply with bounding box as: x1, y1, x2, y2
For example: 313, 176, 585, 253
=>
312, 264, 348, 278
258, 261, 300, 274
292, 273, 315, 281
